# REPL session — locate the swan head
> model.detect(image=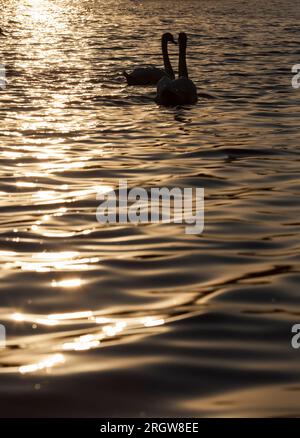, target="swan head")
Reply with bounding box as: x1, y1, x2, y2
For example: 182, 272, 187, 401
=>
178, 32, 188, 47
162, 32, 177, 45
